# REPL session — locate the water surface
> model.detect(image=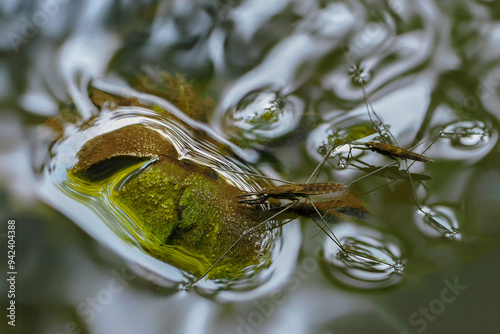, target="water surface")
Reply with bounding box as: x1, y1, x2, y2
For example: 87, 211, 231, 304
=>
1, 1, 500, 333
